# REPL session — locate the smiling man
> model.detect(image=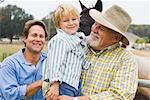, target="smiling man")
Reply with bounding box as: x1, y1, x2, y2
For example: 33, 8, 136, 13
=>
0, 20, 48, 100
